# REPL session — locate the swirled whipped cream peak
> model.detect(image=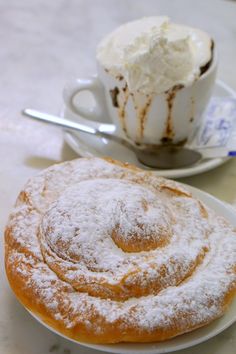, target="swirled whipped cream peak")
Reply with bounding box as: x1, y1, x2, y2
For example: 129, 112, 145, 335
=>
96, 16, 213, 94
